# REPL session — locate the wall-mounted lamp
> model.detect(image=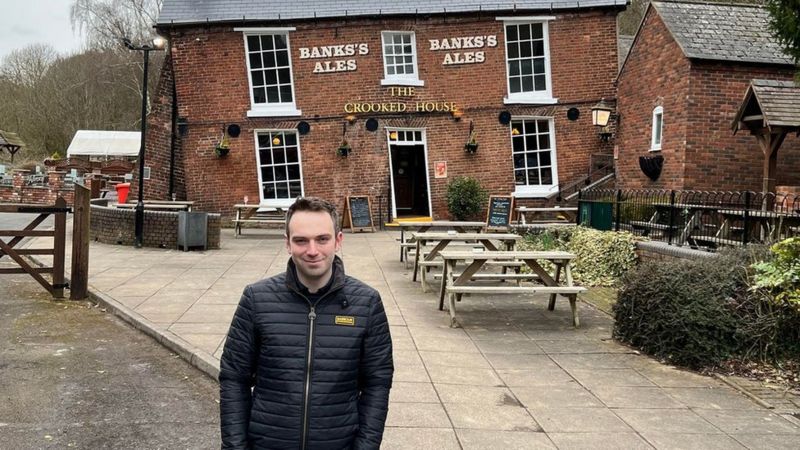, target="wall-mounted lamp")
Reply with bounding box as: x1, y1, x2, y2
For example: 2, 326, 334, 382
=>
452, 109, 463, 121
272, 136, 281, 146
591, 98, 614, 142
511, 127, 521, 136
389, 131, 398, 140
345, 114, 357, 123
